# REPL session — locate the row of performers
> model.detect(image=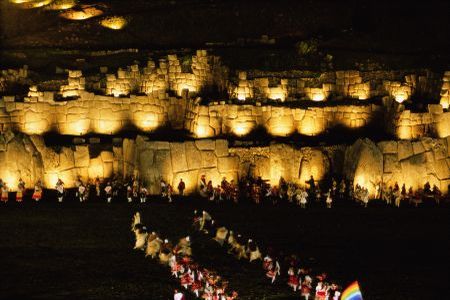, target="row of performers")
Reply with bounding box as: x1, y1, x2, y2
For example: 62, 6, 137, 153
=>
197, 175, 335, 207
193, 210, 343, 300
